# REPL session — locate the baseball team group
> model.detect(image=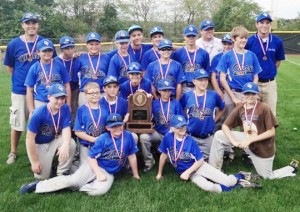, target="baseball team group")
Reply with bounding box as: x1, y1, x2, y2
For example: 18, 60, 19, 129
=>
3, 11, 298, 196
